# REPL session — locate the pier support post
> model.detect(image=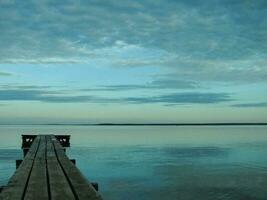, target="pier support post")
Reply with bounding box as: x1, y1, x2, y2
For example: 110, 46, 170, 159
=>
22, 135, 36, 148
23, 148, 29, 157
55, 135, 70, 147
21, 135, 36, 157
91, 182, 99, 191
70, 159, 76, 165
16, 160, 23, 169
